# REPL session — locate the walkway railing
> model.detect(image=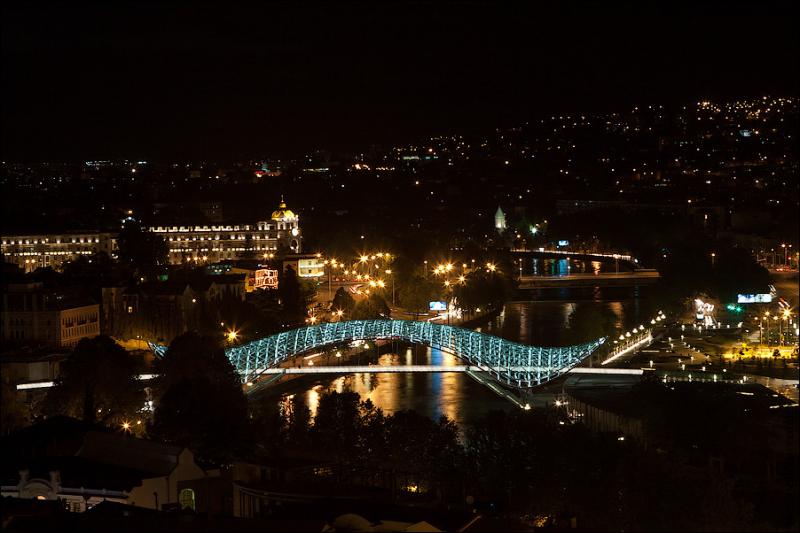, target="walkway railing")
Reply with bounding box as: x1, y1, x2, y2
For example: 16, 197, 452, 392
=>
152, 319, 605, 390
